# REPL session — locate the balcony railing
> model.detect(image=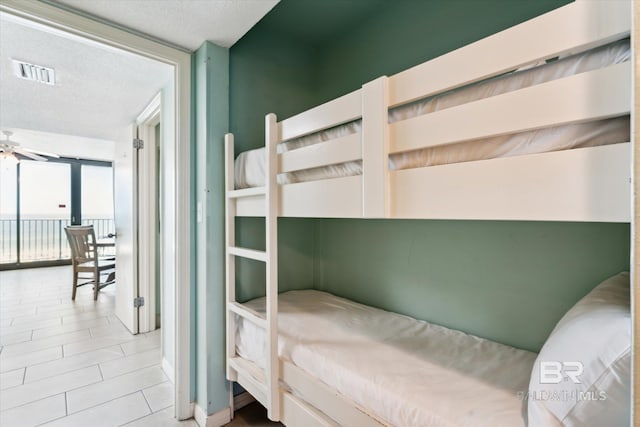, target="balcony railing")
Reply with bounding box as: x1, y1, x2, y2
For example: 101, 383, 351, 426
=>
0, 218, 114, 264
